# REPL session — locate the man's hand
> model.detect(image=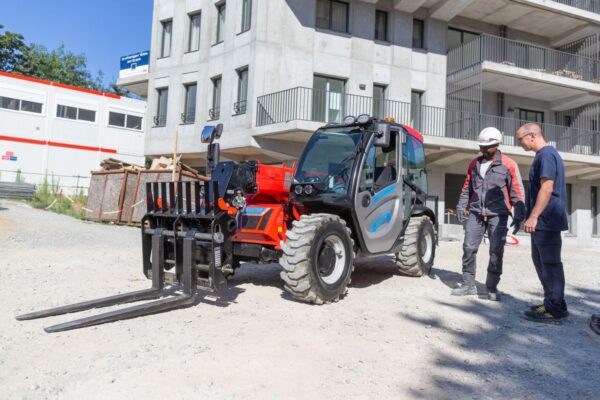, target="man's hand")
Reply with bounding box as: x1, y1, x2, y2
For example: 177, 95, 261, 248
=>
524, 216, 538, 233
456, 208, 466, 223
510, 218, 523, 235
